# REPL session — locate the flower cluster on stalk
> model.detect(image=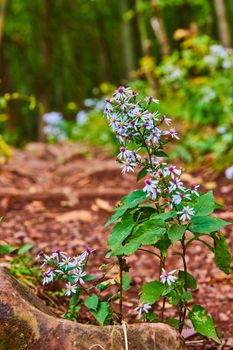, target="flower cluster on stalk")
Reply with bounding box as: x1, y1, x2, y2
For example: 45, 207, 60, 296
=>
104, 86, 200, 222
37, 248, 93, 296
